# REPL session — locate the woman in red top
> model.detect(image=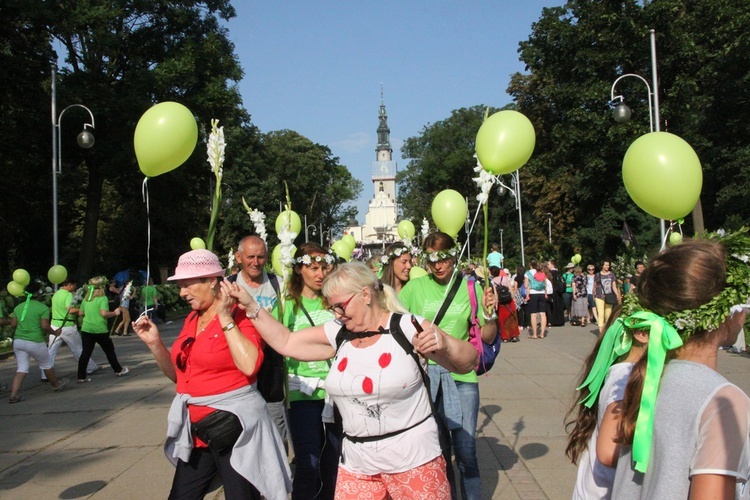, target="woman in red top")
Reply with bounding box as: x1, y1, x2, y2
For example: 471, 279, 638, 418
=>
133, 249, 291, 500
